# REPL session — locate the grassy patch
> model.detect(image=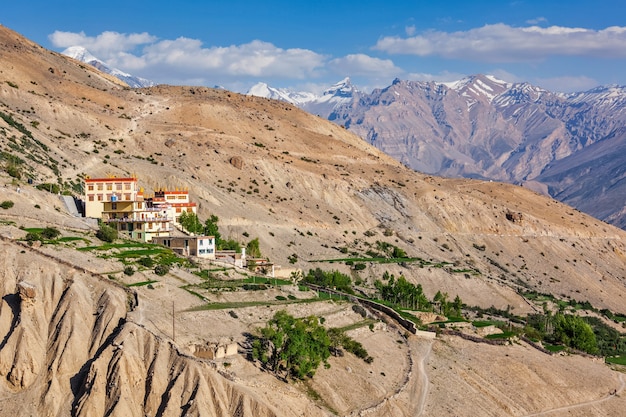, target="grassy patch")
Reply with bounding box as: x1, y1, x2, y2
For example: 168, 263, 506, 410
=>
336, 319, 377, 333
606, 355, 626, 365
544, 344, 566, 353
242, 277, 292, 286
127, 280, 159, 287
473, 320, 505, 328
485, 331, 516, 339
187, 294, 337, 312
